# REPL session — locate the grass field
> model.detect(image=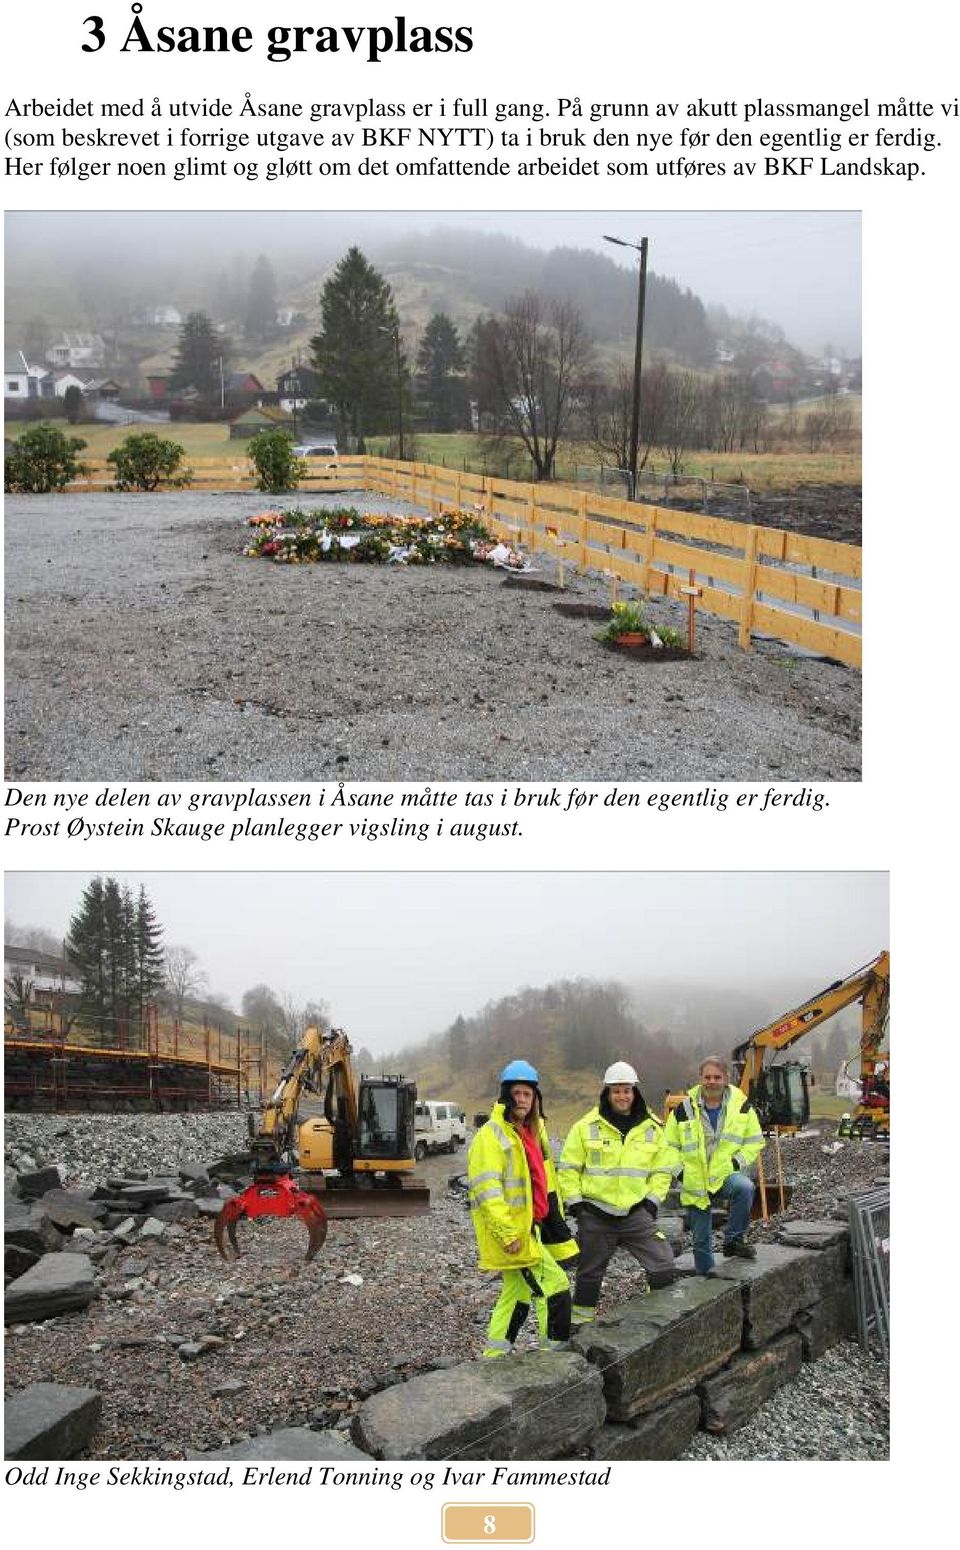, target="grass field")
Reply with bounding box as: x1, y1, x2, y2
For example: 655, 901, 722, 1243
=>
58, 421, 860, 493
